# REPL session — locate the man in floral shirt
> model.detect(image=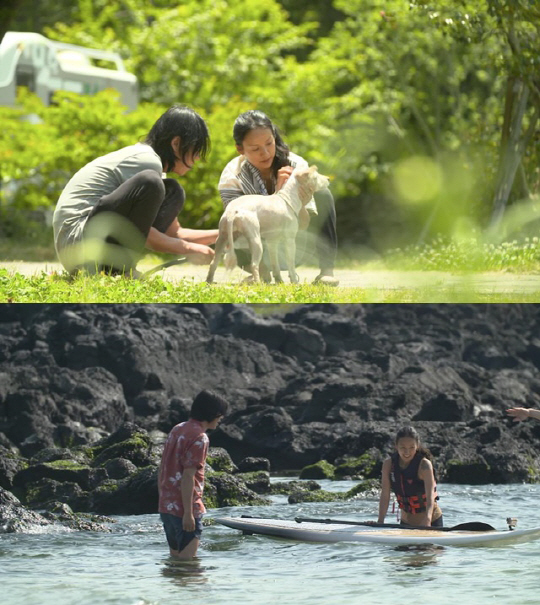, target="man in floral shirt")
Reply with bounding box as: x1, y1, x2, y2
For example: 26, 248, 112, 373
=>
158, 390, 228, 559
